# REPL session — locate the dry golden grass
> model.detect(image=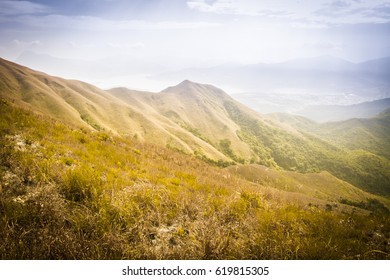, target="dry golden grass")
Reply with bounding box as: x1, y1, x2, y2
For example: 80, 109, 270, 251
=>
1, 99, 389, 260
228, 164, 390, 209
